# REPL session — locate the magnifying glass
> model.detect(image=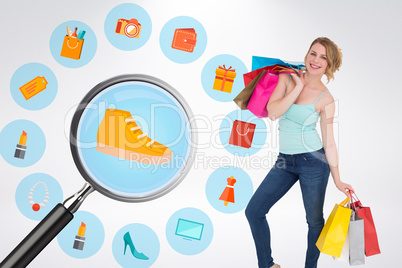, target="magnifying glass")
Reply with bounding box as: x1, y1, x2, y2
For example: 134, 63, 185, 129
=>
1, 74, 196, 267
